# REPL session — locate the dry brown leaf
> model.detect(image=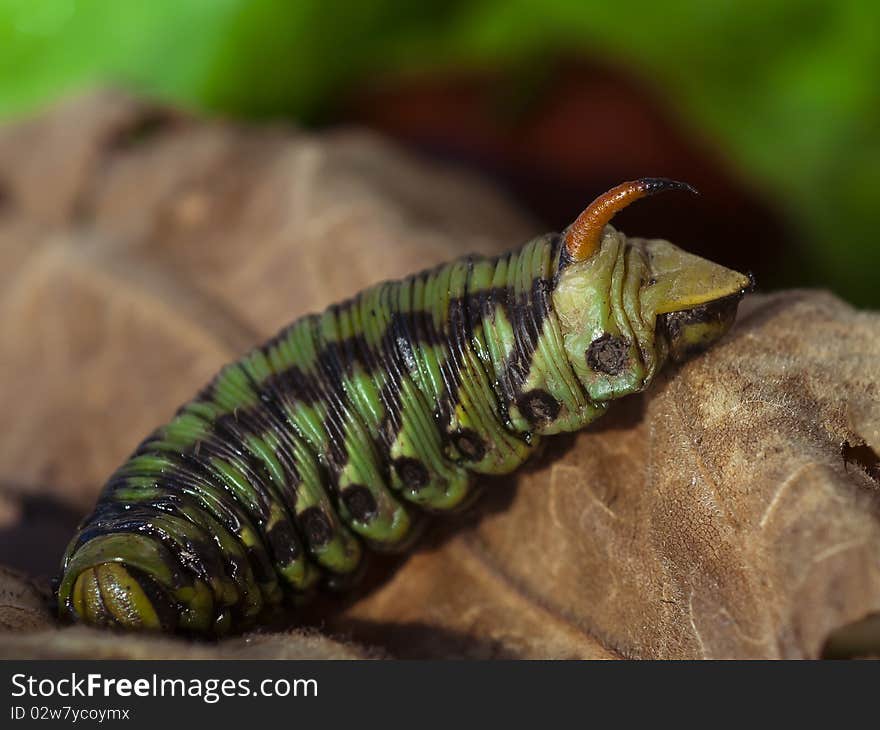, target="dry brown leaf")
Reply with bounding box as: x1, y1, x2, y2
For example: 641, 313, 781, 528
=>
1, 92, 879, 659
0, 567, 53, 633
0, 628, 375, 660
